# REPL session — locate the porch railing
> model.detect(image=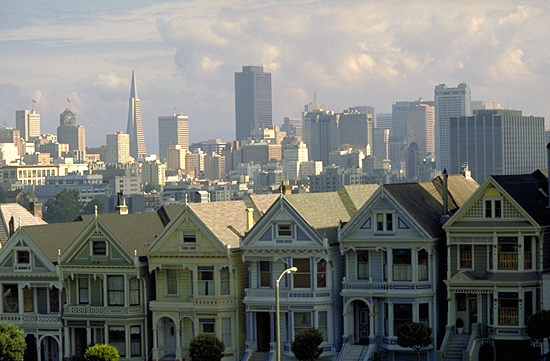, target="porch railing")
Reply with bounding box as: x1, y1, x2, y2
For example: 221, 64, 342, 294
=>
0, 314, 60, 323
498, 308, 519, 326
498, 252, 518, 270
